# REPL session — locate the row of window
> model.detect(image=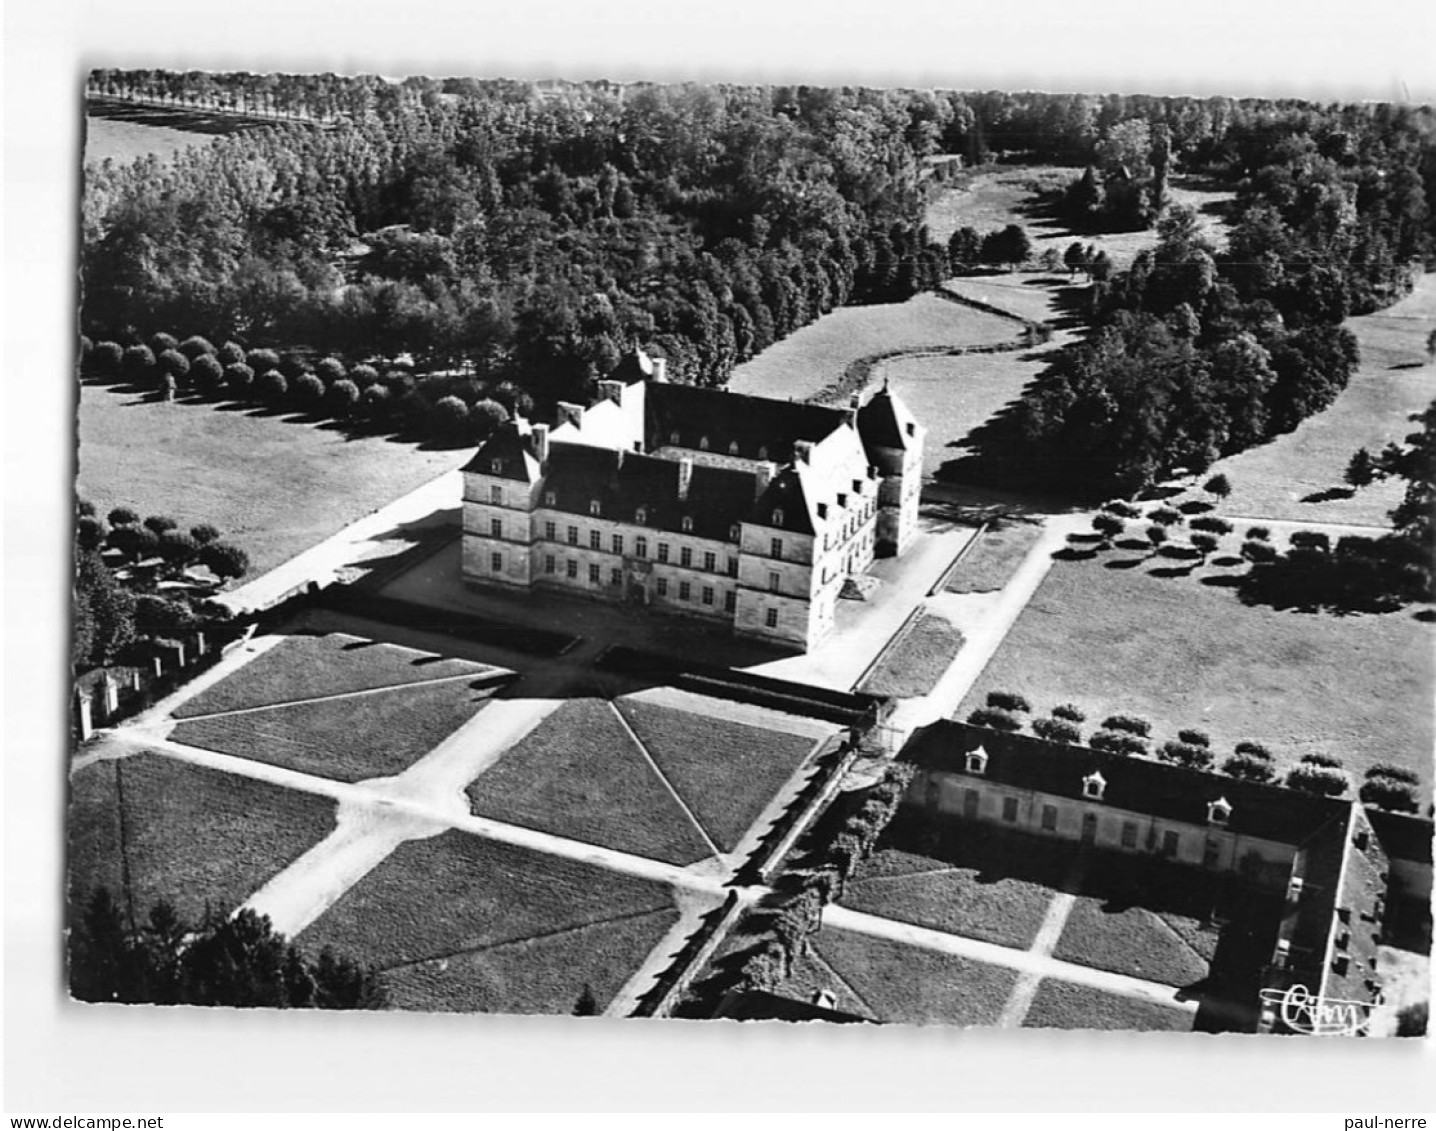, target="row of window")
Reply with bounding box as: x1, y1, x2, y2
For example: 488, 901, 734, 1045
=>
996, 795, 1181, 856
